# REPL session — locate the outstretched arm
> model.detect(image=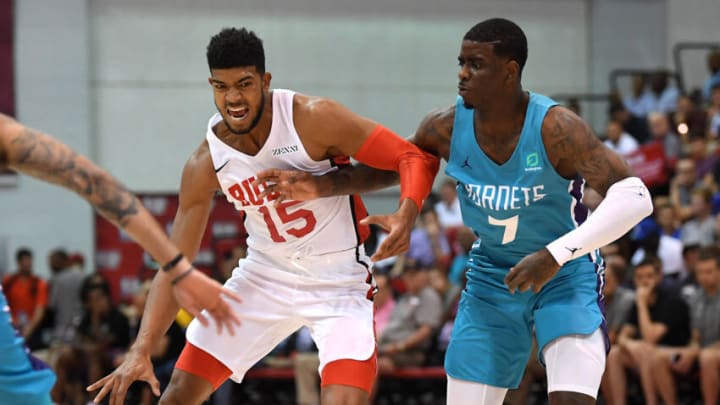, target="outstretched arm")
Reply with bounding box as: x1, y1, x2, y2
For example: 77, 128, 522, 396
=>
1, 115, 239, 318
255, 104, 453, 201
256, 163, 399, 203
0, 115, 241, 402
